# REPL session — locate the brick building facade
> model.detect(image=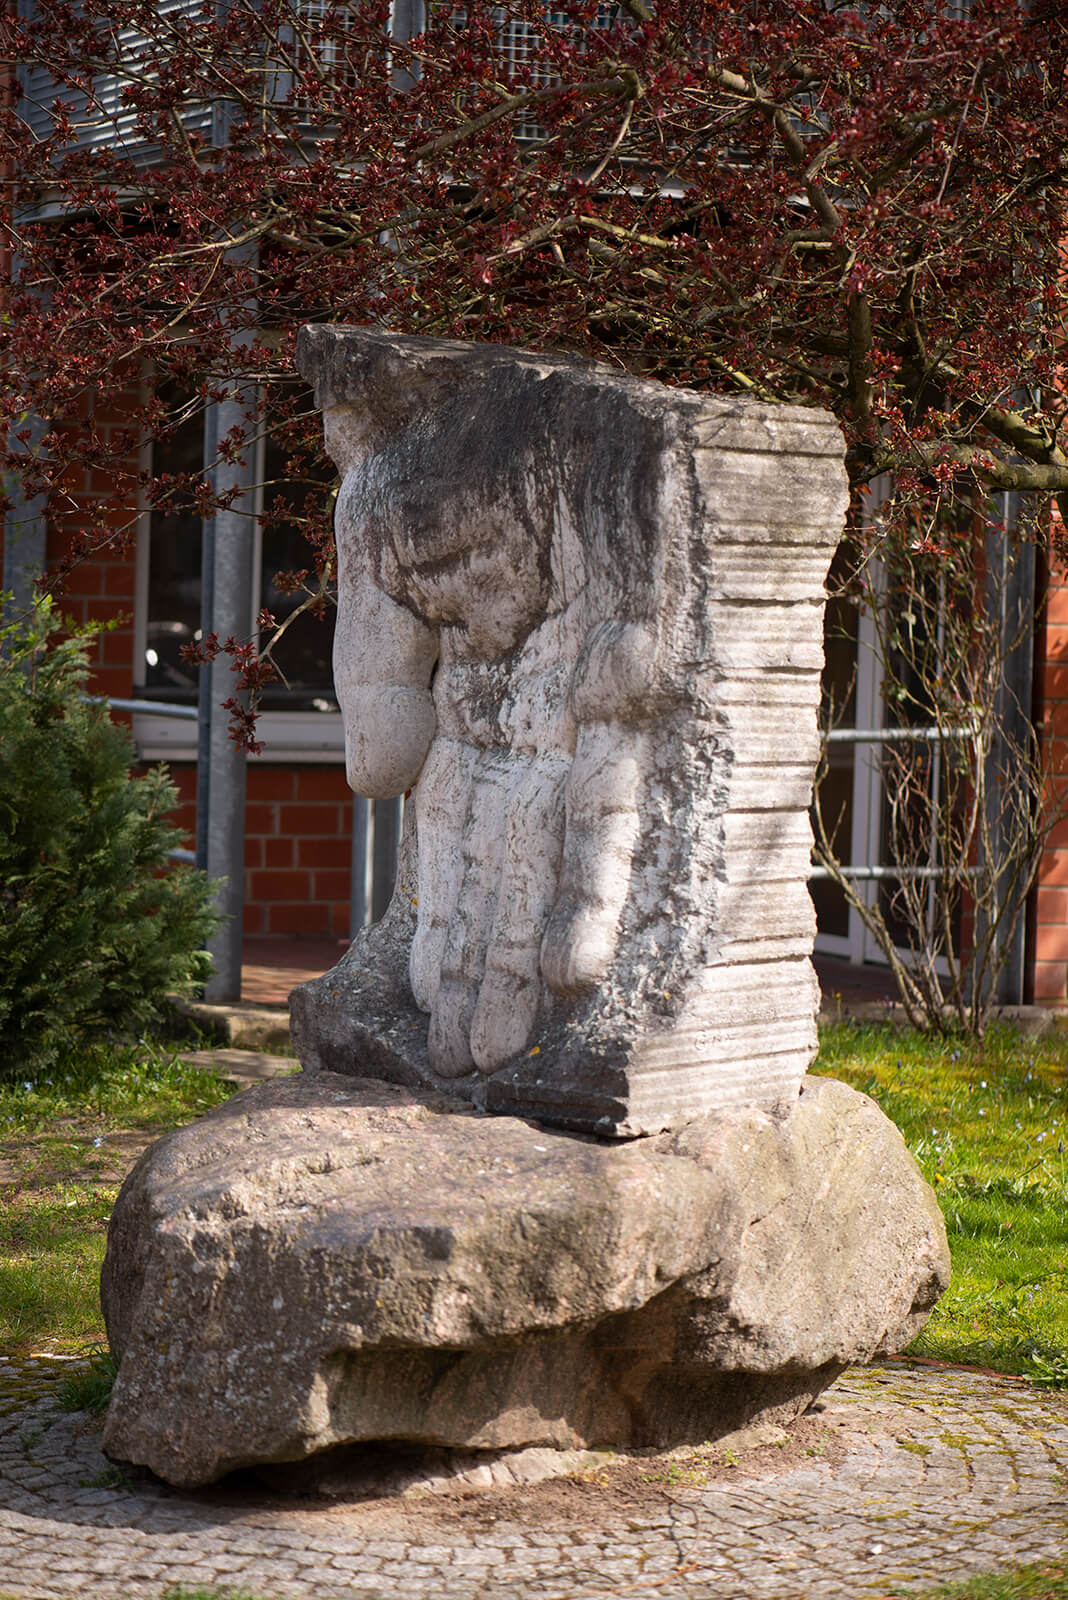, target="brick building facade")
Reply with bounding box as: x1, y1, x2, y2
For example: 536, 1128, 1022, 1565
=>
1030, 535, 1068, 1006
8, 378, 357, 947
6, 0, 1066, 1007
